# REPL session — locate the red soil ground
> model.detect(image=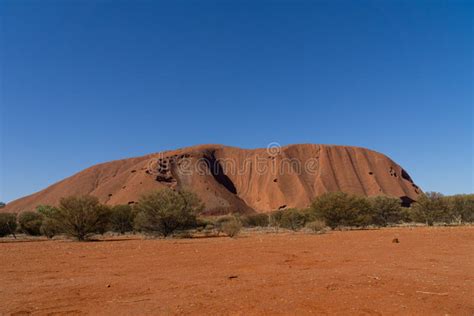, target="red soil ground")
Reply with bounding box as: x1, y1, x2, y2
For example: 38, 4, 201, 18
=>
1, 227, 473, 315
